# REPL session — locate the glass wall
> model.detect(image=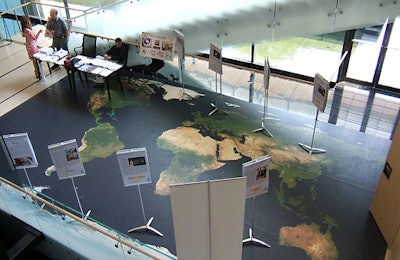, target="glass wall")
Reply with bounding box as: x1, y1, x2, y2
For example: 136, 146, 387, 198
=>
379, 16, 400, 89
